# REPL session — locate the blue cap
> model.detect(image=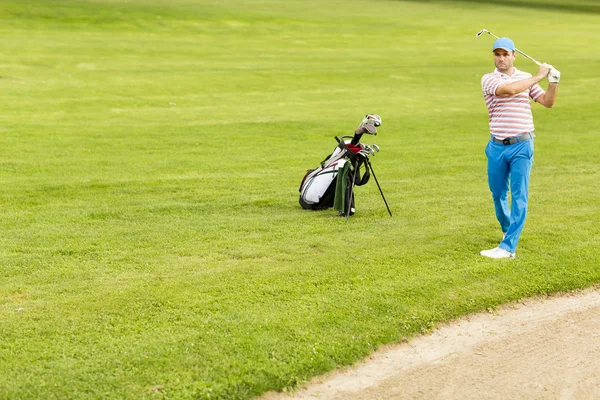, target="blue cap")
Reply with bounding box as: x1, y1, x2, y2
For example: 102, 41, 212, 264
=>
492, 37, 515, 52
